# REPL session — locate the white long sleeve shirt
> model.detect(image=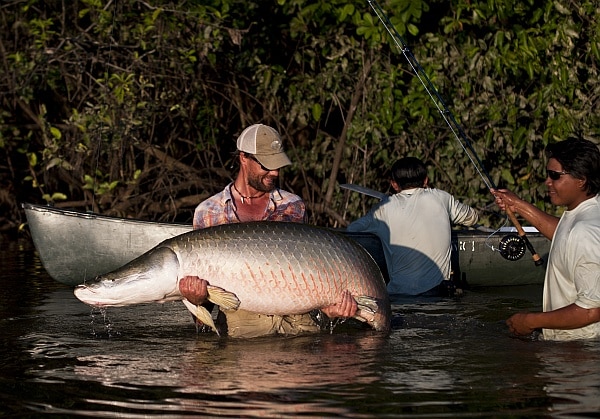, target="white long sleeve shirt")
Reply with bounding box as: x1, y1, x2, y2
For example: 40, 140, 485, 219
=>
347, 188, 479, 295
